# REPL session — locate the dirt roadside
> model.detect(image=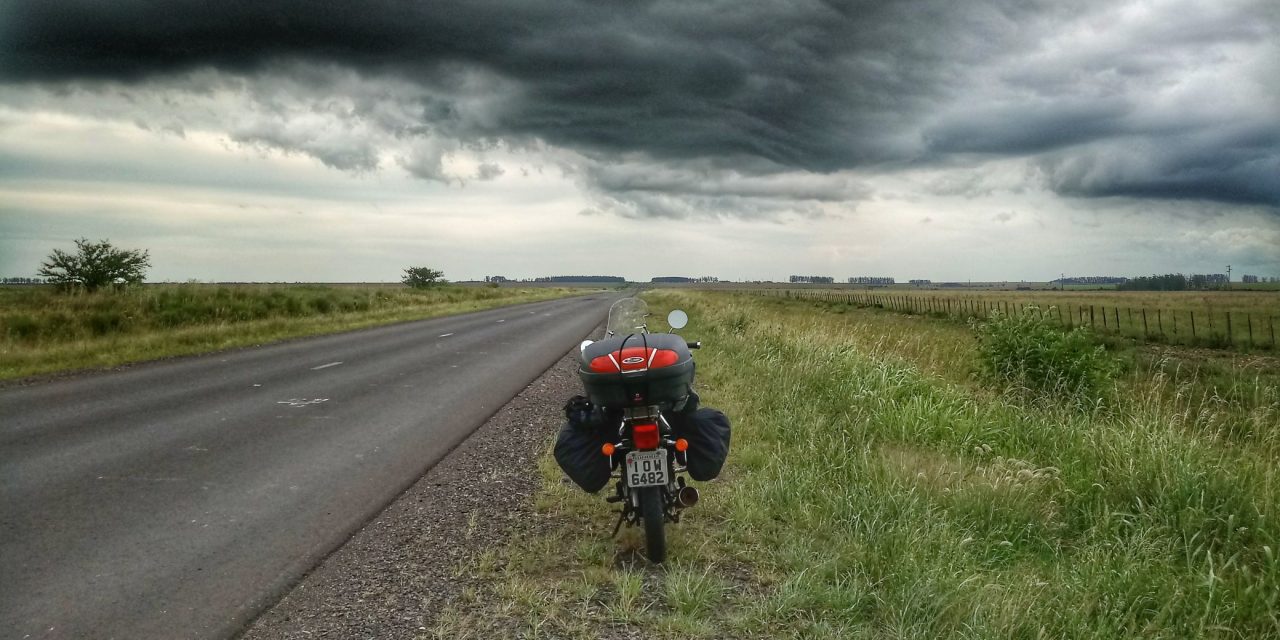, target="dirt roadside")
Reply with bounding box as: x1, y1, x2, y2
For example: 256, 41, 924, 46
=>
238, 347, 585, 639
